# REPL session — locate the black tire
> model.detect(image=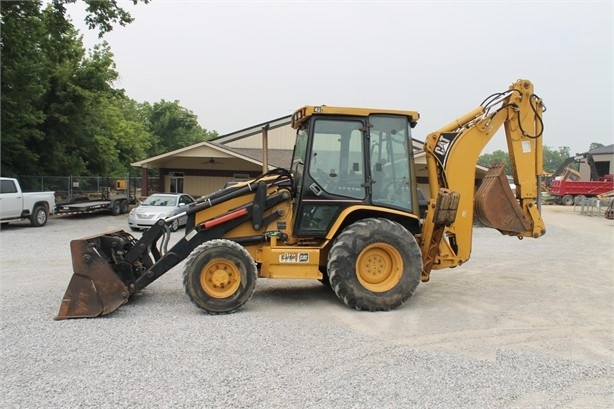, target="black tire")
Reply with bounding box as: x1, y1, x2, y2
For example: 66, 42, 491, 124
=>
574, 195, 586, 206
183, 239, 257, 314
29, 205, 48, 227
120, 200, 129, 214
129, 226, 139, 232
562, 194, 574, 206
328, 218, 422, 311
111, 201, 121, 216
169, 218, 179, 232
